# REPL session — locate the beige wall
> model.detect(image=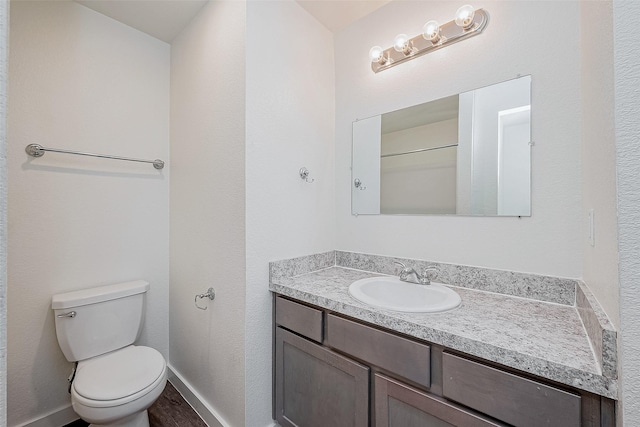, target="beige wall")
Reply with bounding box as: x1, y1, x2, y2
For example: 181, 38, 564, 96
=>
7, 2, 170, 425
580, 1, 619, 329
169, 1, 246, 426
